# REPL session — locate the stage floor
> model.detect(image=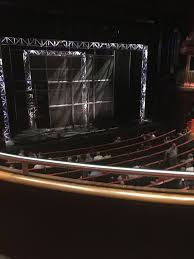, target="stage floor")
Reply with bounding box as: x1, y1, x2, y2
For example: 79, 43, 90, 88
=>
8, 126, 119, 153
